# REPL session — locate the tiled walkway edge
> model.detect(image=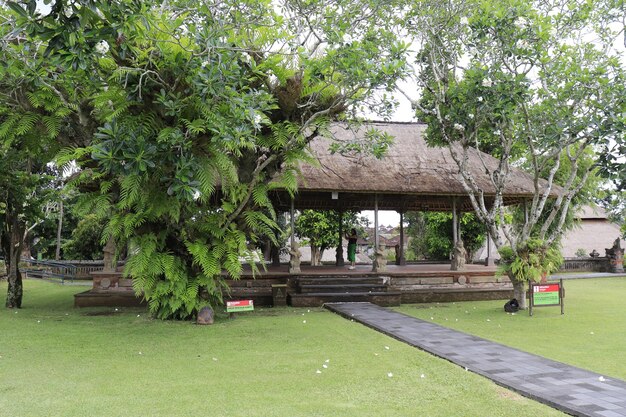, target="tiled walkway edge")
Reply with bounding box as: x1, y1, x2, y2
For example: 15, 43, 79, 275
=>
325, 302, 626, 417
